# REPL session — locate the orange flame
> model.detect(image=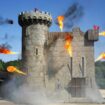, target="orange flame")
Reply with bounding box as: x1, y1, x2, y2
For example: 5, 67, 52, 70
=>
99, 31, 105, 36
7, 66, 26, 75
95, 52, 105, 62
64, 34, 73, 57
57, 16, 64, 32
0, 47, 17, 54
